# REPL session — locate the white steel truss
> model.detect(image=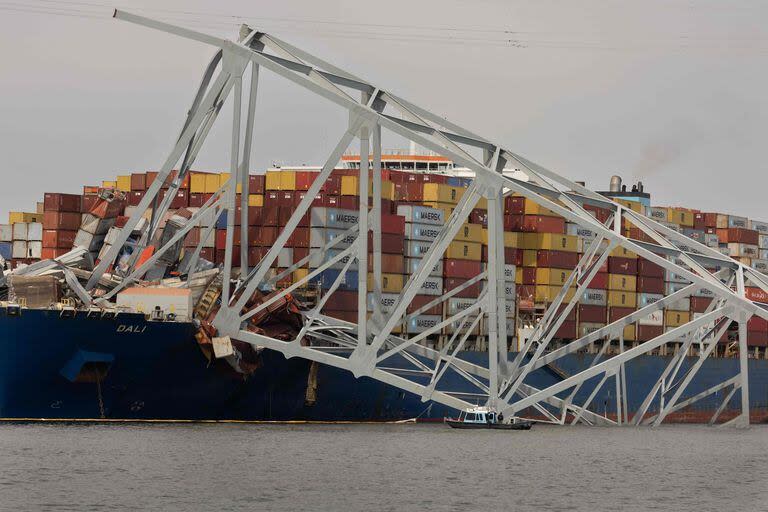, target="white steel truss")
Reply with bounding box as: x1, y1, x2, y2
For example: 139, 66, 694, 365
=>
100, 10, 768, 426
